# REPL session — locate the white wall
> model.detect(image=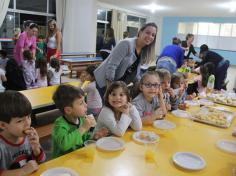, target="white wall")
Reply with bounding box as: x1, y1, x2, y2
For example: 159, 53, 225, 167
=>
148, 16, 163, 56
63, 0, 97, 52
226, 65, 236, 91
